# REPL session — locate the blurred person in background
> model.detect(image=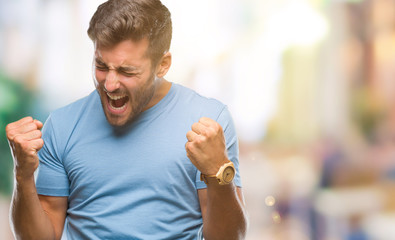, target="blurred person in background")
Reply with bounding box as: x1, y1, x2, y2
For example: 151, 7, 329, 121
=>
5, 0, 247, 239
